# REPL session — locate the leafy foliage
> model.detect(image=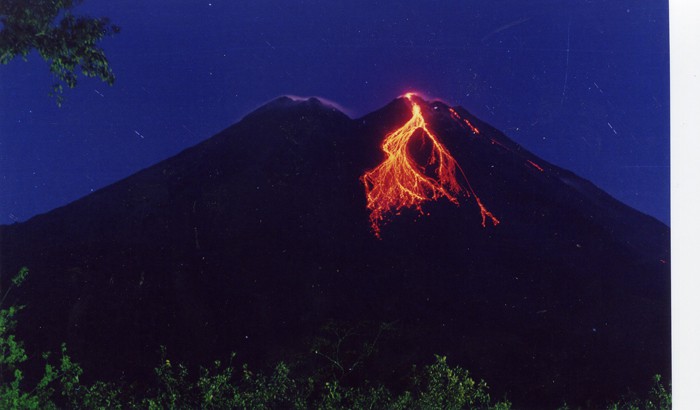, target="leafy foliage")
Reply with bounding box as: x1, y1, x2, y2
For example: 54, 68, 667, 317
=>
133, 351, 509, 410
0, 0, 120, 105
0, 268, 84, 409
0, 267, 671, 409
602, 374, 671, 410
414, 355, 494, 410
